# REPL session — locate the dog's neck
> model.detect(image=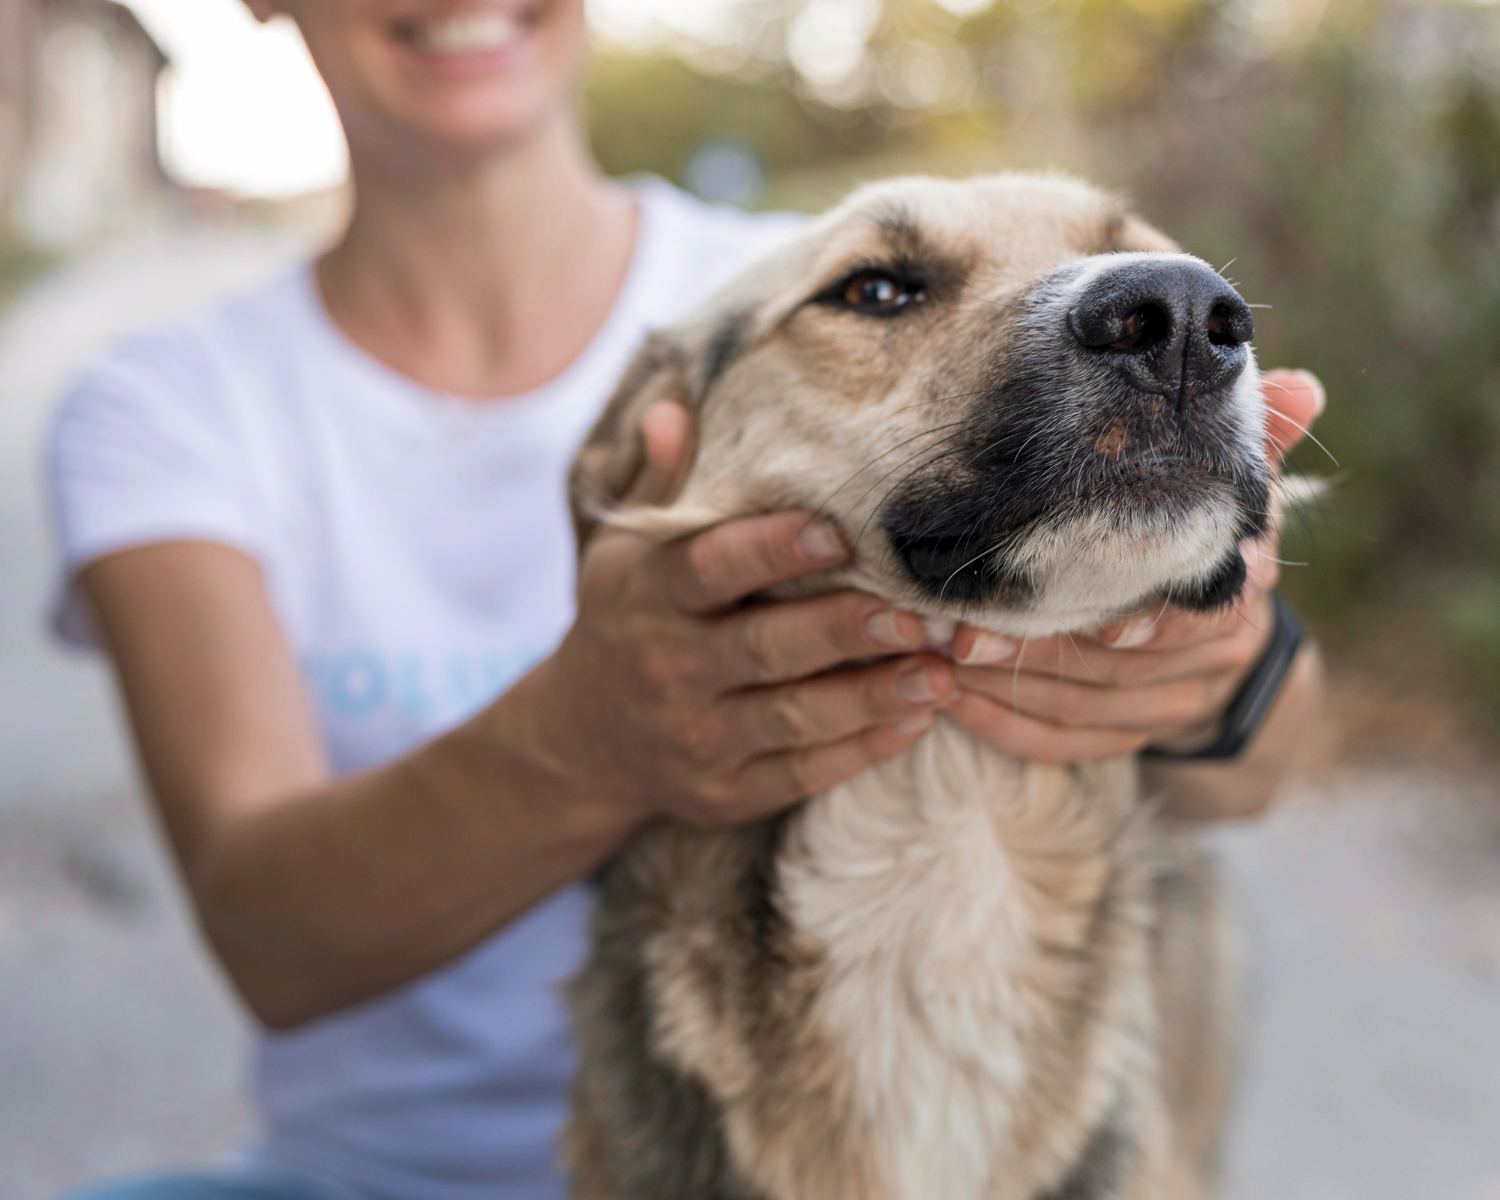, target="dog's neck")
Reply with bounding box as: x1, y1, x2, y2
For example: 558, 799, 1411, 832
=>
771, 721, 1148, 1200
